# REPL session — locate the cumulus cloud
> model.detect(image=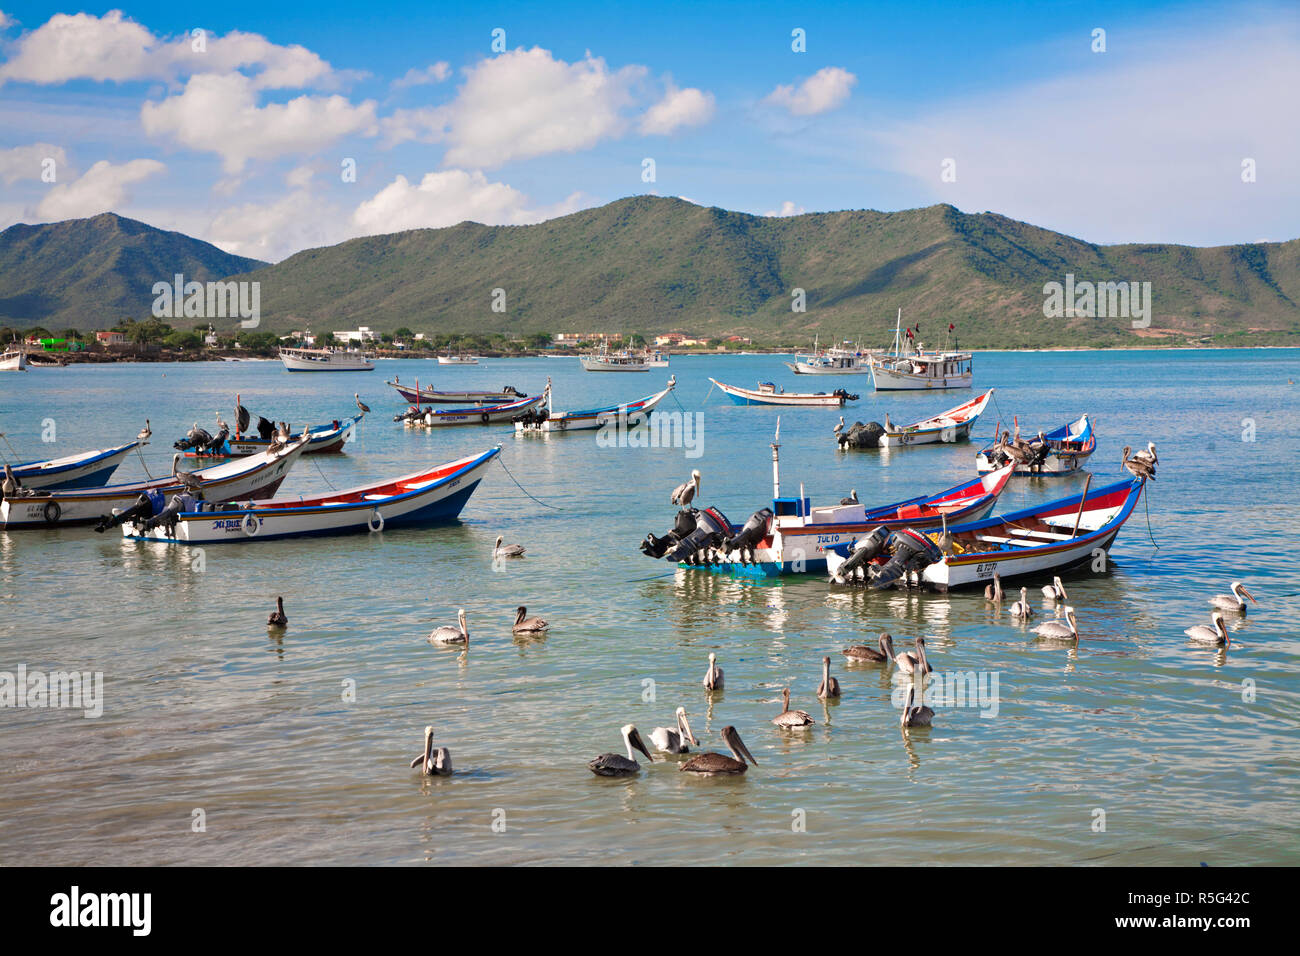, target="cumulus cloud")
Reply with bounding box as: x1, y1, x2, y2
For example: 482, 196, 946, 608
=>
208, 188, 349, 261
0, 142, 68, 184
0, 11, 15, 31
639, 84, 715, 135
765, 200, 805, 217
392, 62, 451, 89
35, 158, 165, 219
766, 66, 856, 116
